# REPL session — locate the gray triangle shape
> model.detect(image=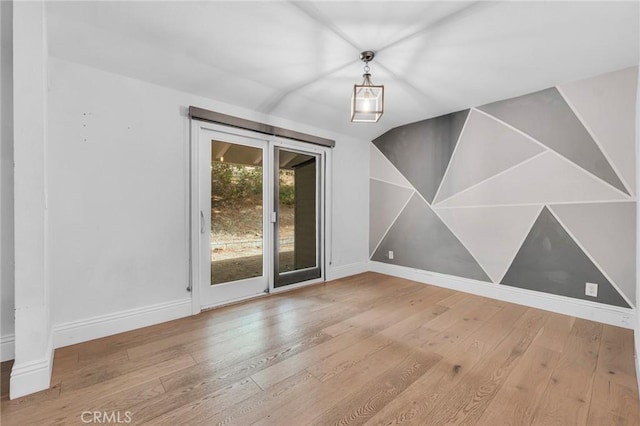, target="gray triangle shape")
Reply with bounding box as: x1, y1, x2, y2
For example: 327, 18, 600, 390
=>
435, 110, 545, 203
372, 193, 490, 282
369, 179, 414, 256
372, 109, 469, 203
501, 207, 629, 307
550, 201, 636, 303
478, 88, 628, 195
